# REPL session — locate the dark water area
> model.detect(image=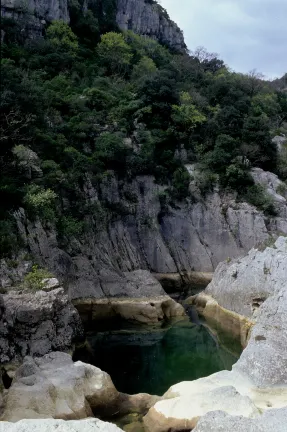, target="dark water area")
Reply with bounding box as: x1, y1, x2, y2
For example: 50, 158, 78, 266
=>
75, 313, 238, 396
